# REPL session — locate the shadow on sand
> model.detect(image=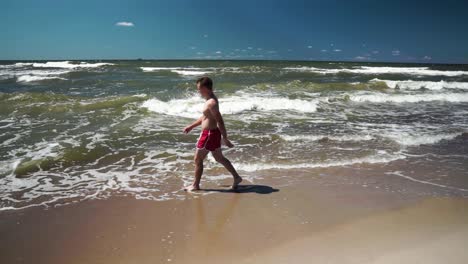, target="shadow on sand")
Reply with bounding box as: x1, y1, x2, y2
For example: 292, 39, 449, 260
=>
201, 184, 279, 194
